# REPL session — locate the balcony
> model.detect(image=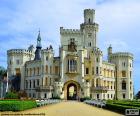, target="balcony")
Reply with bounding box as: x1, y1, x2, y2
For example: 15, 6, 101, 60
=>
91, 86, 109, 93
65, 71, 79, 77
35, 86, 53, 92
